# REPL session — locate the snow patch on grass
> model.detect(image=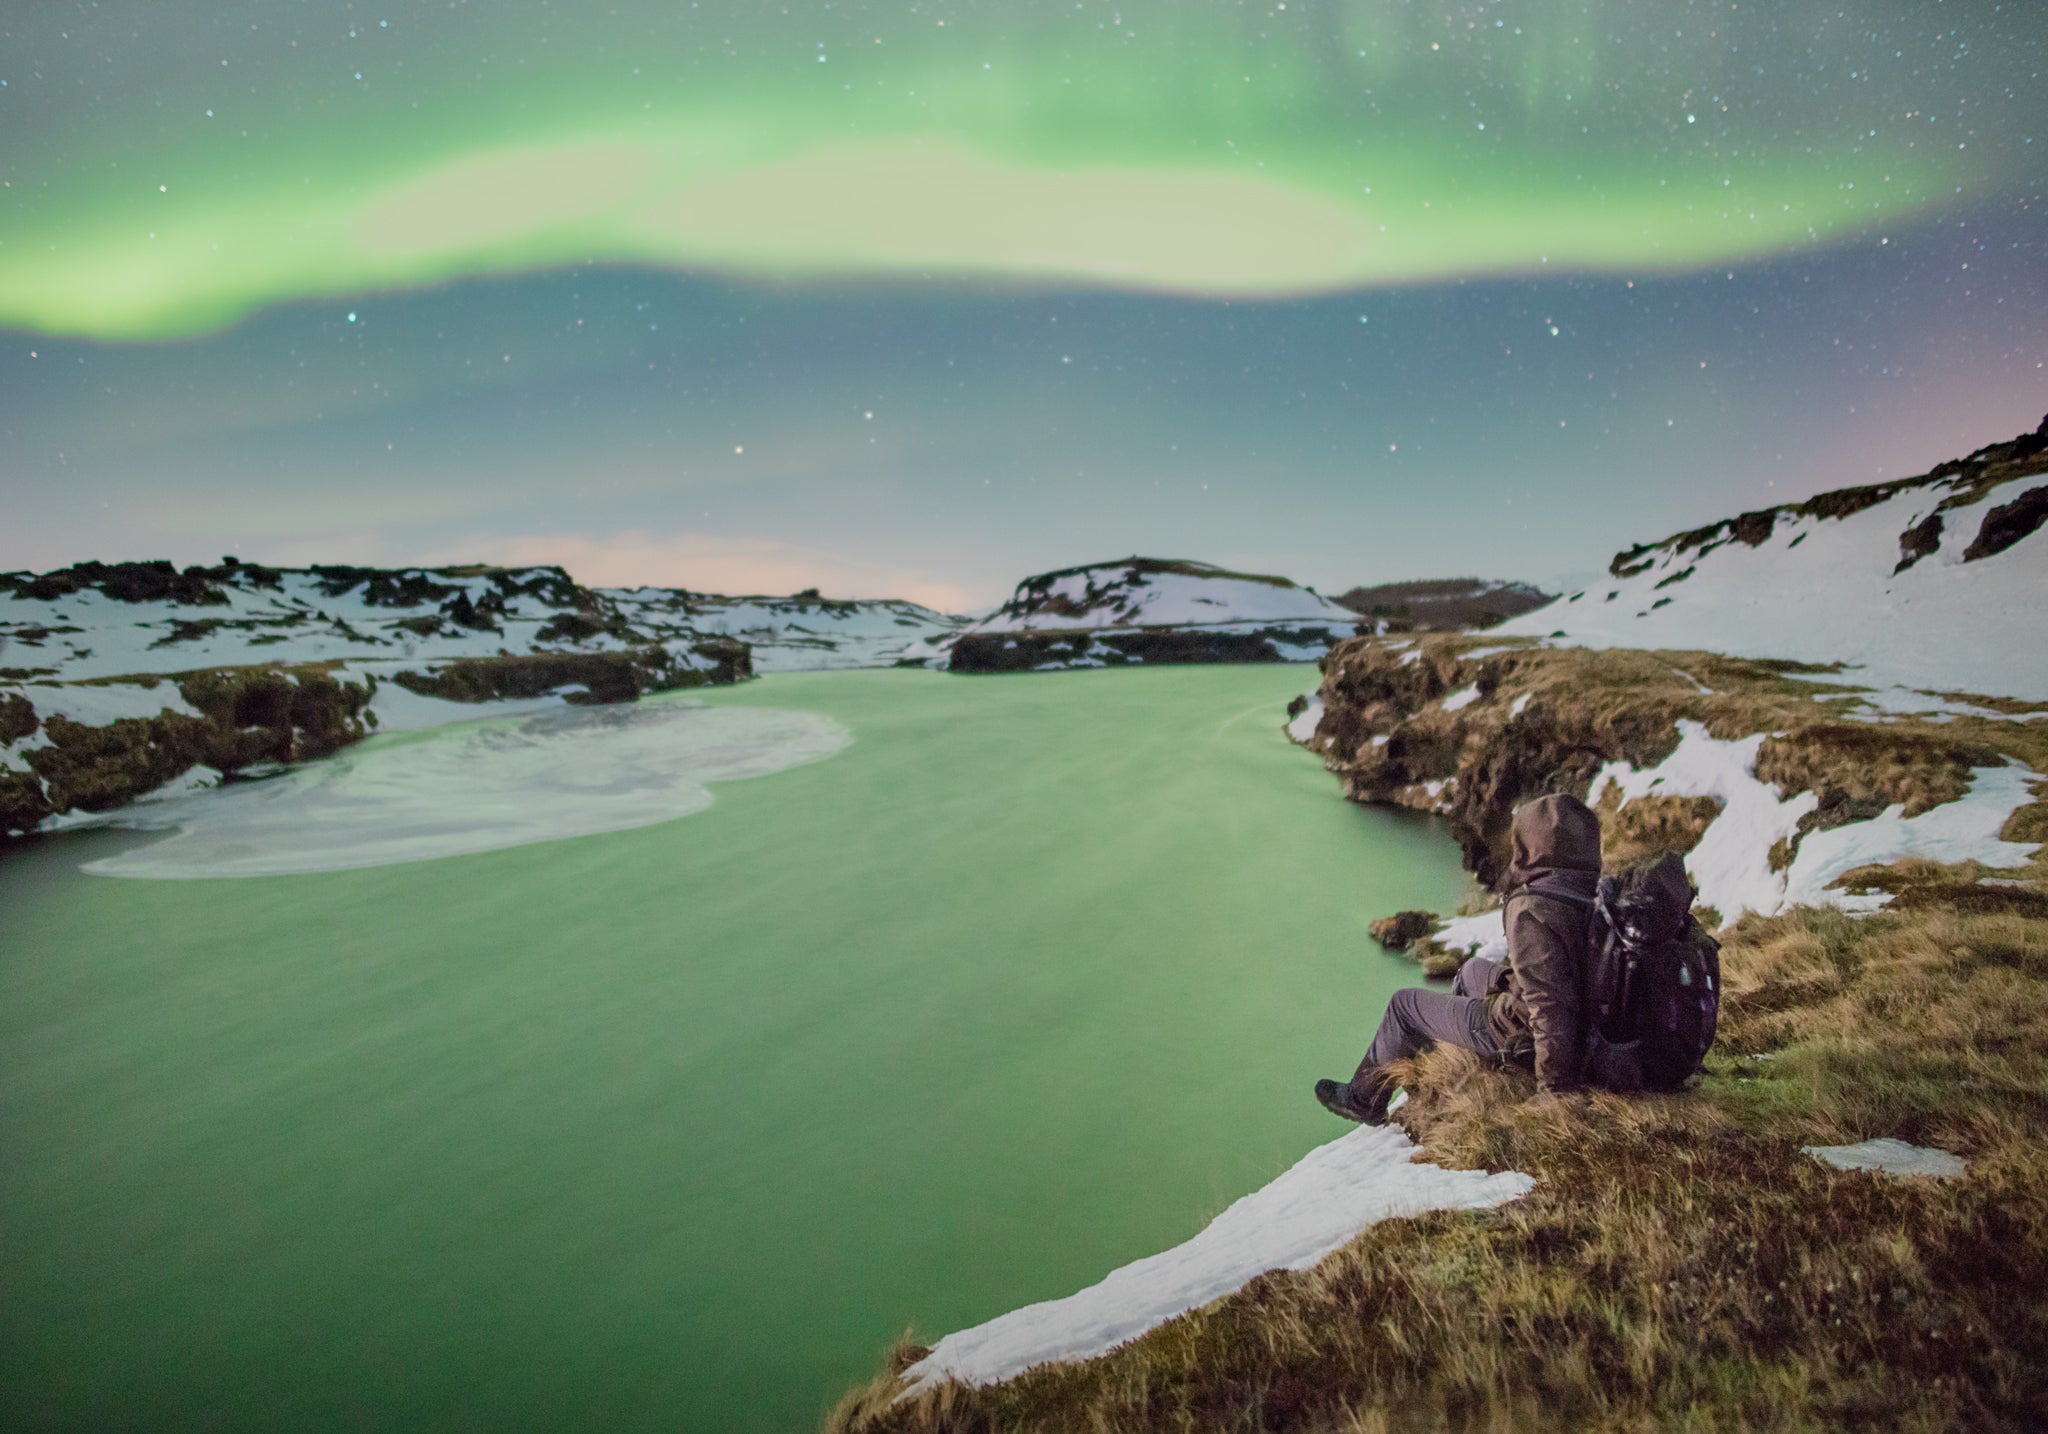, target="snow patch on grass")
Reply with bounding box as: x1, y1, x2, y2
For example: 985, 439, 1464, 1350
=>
1783, 761, 2040, 911
899, 1123, 1530, 1396
1586, 721, 2038, 918
1803, 1138, 1966, 1179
